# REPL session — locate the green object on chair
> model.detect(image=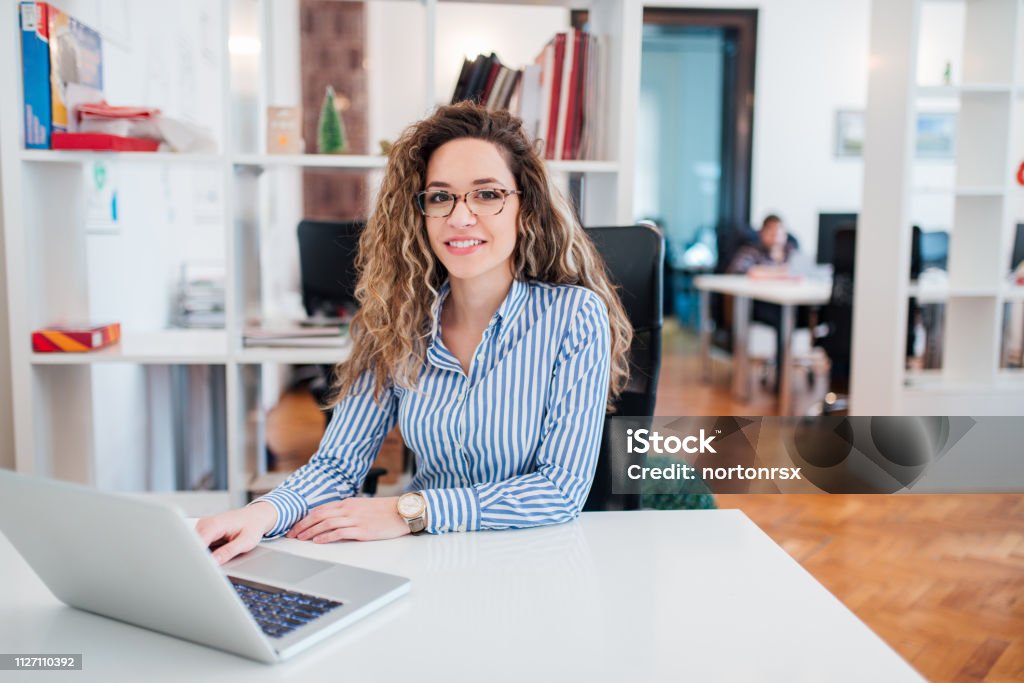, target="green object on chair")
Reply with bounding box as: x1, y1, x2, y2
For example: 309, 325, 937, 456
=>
639, 455, 717, 510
